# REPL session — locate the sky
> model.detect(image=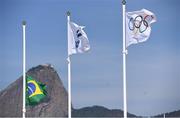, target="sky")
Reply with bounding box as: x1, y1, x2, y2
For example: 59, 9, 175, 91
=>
0, 0, 180, 116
